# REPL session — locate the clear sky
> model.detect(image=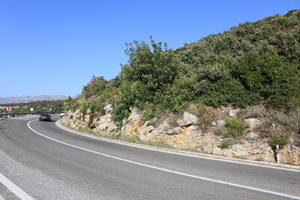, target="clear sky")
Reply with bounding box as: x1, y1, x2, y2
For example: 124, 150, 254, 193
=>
0, 0, 299, 97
